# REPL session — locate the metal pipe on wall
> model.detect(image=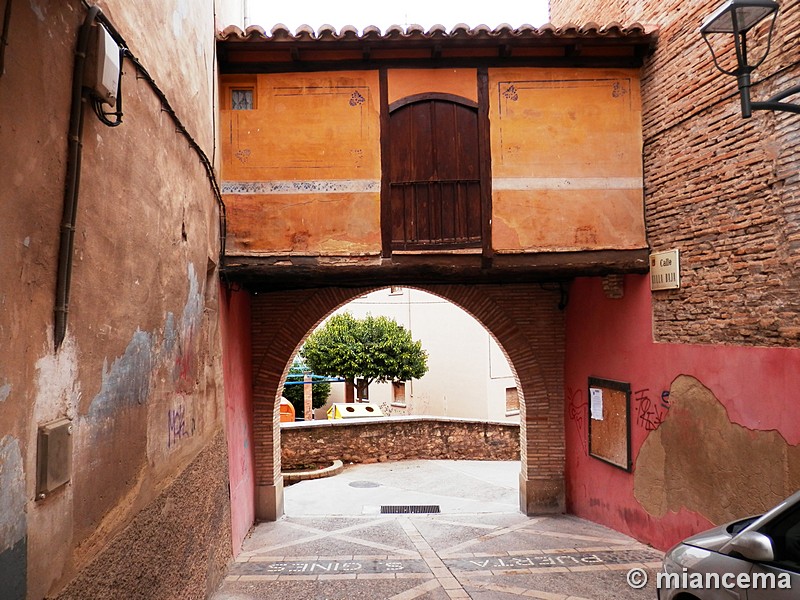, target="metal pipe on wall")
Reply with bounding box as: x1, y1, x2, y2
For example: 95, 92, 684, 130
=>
54, 5, 100, 350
